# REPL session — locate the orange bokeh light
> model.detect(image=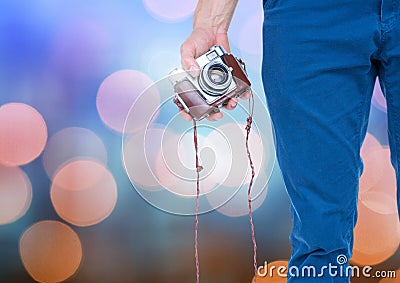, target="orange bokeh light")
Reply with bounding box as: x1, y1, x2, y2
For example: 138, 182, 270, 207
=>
371, 163, 397, 198
0, 103, 47, 166
208, 182, 268, 217
352, 192, 400, 266
19, 220, 82, 283
360, 132, 381, 156
361, 146, 396, 197
251, 260, 288, 282
359, 147, 392, 195
0, 165, 32, 225
51, 160, 117, 227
